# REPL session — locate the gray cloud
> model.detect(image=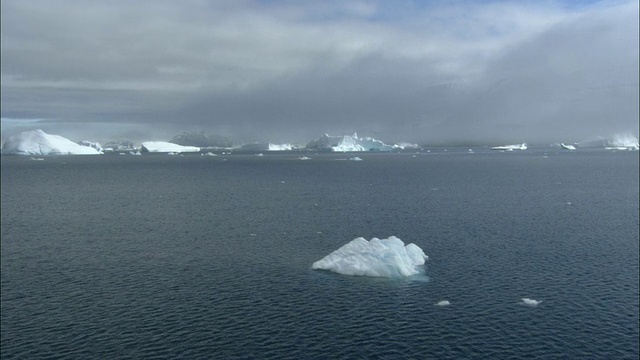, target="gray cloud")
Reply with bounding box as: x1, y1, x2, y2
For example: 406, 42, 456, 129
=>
1, 0, 638, 145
